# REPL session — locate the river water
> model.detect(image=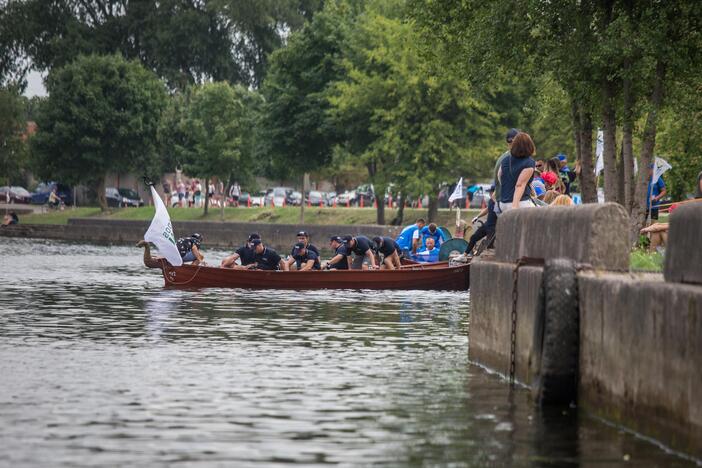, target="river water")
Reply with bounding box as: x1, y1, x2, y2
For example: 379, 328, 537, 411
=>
0, 238, 696, 467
